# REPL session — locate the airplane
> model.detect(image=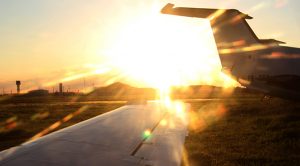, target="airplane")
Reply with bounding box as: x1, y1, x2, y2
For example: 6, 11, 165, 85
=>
161, 3, 300, 100
0, 102, 189, 166
1, 3, 300, 166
